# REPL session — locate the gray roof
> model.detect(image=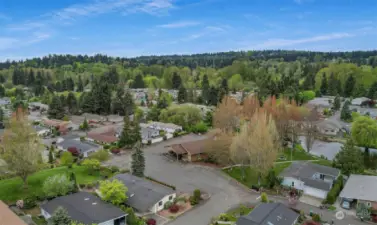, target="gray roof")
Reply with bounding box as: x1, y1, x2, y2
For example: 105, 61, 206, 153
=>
113, 173, 175, 213
351, 97, 371, 106
339, 175, 377, 202
236, 203, 299, 225
280, 161, 340, 191
57, 139, 101, 153
41, 192, 125, 224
